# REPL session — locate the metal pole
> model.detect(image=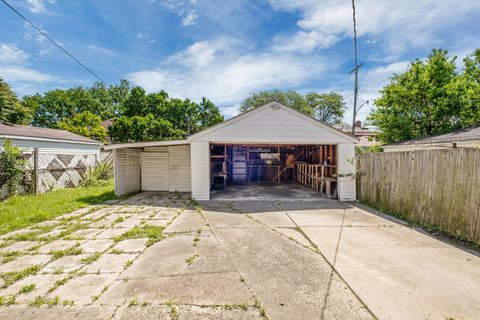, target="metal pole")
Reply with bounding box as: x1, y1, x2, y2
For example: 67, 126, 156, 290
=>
351, 0, 359, 135
33, 147, 39, 194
